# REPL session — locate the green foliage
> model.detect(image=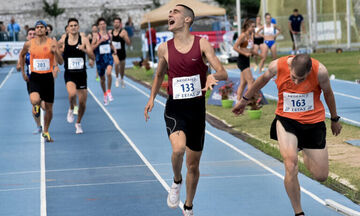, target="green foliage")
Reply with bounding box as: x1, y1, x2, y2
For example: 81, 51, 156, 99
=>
42, 0, 65, 18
